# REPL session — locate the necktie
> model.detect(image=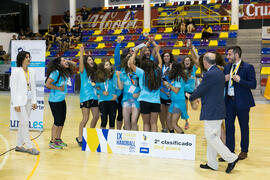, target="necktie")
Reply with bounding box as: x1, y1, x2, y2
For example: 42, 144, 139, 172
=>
230, 64, 237, 86
232, 64, 236, 74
